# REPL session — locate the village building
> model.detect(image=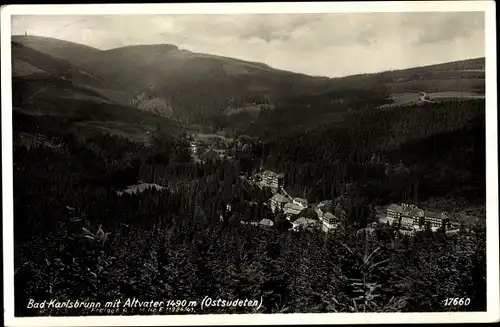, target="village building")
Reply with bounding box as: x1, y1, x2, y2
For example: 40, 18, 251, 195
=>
270, 193, 290, 213
385, 202, 454, 233
283, 202, 304, 219
292, 217, 319, 232
293, 197, 308, 208
259, 170, 284, 192
425, 211, 451, 231
258, 218, 274, 228
386, 203, 425, 228
315, 200, 333, 220
321, 212, 339, 231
